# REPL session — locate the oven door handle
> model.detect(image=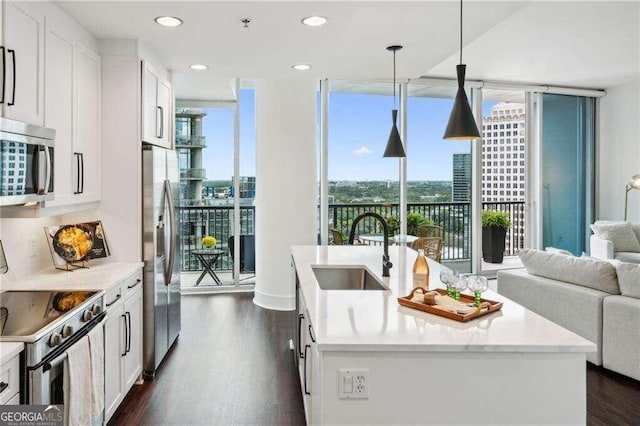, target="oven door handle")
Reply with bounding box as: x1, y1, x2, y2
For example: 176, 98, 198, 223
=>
27, 311, 107, 373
